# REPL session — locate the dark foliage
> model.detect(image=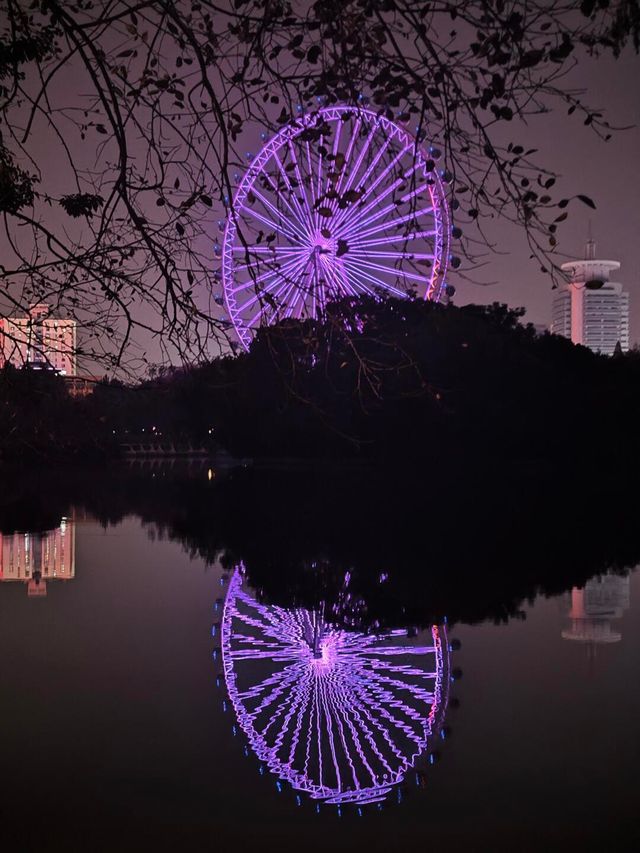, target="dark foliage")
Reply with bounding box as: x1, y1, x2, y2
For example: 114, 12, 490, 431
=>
130, 296, 640, 468
0, 364, 112, 459
5, 297, 640, 472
